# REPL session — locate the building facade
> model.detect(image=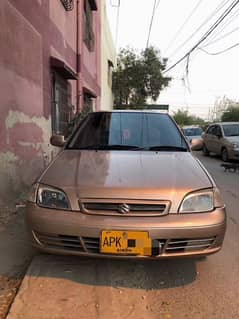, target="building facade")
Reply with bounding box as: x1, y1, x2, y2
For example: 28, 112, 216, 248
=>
0, 0, 101, 208
101, 0, 116, 111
